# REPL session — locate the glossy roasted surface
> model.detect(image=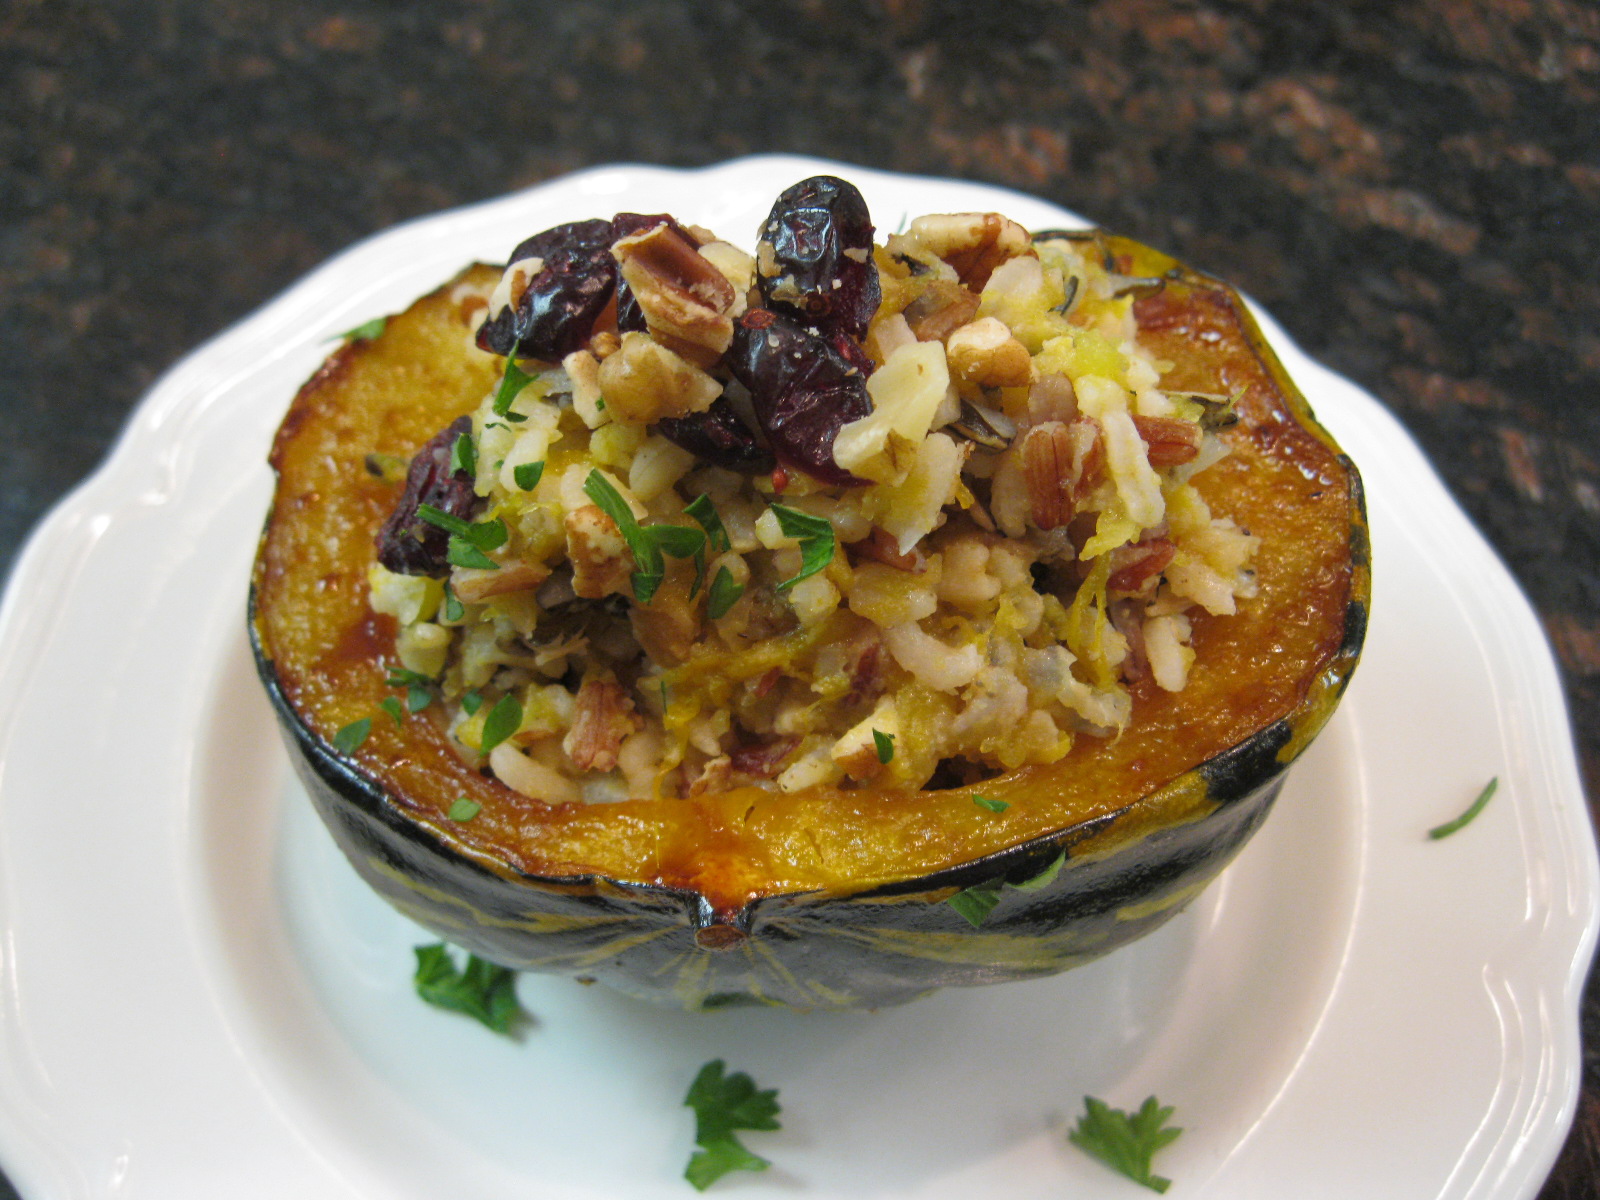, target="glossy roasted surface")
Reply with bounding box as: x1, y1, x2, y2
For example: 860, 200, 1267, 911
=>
3, 1, 1595, 1194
